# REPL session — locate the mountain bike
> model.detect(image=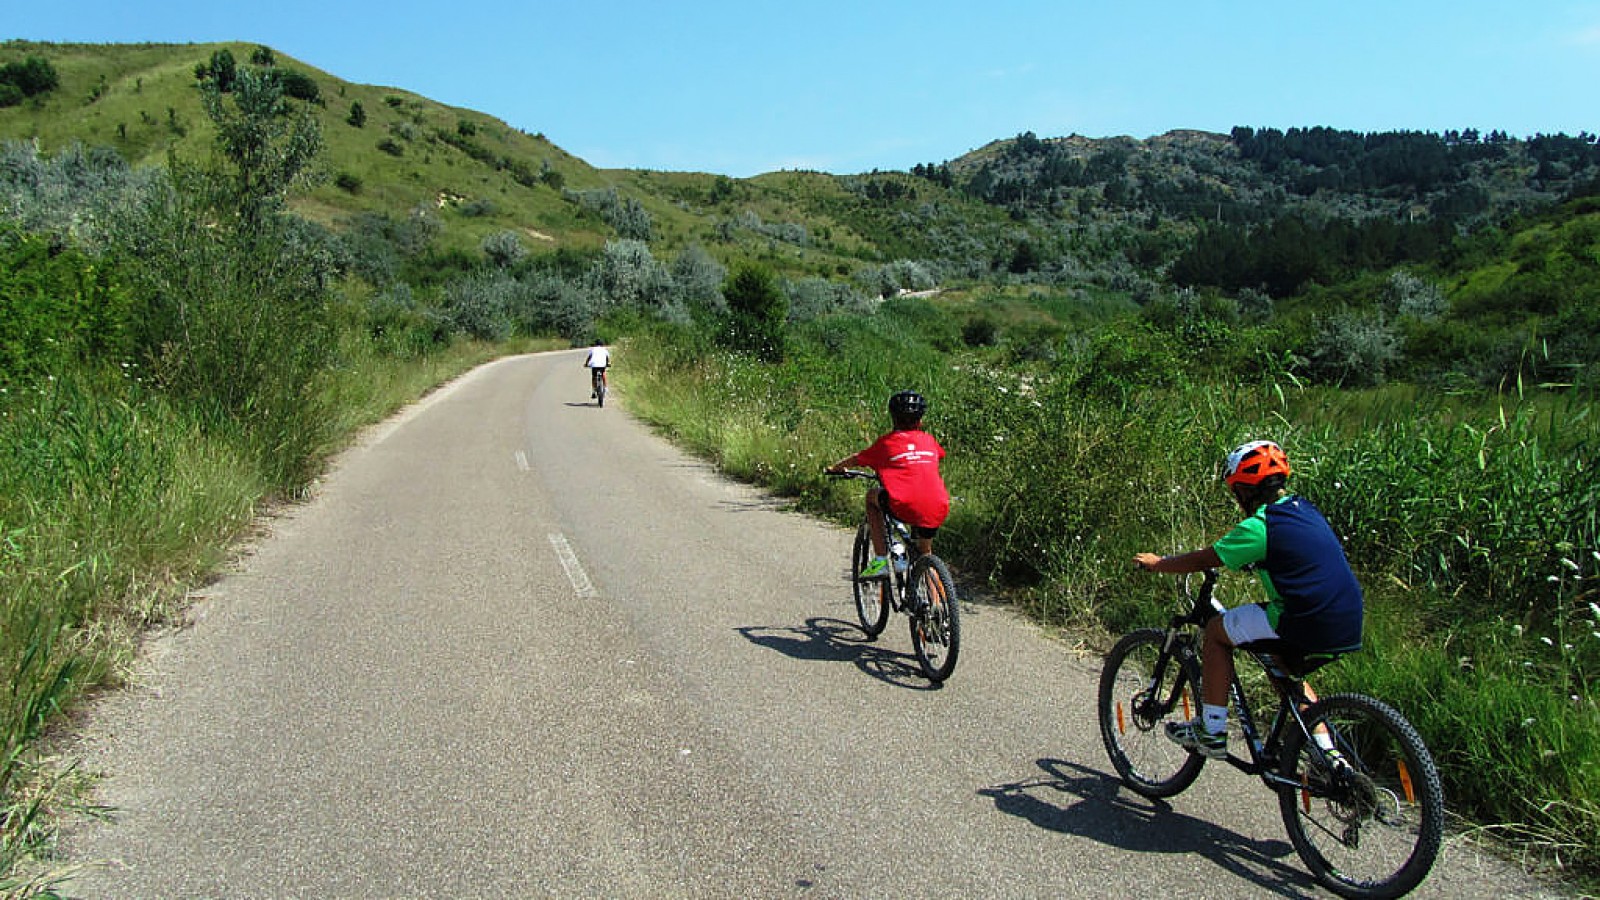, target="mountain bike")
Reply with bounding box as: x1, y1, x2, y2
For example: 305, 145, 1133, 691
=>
589, 367, 607, 407
828, 469, 961, 682
1098, 569, 1443, 898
